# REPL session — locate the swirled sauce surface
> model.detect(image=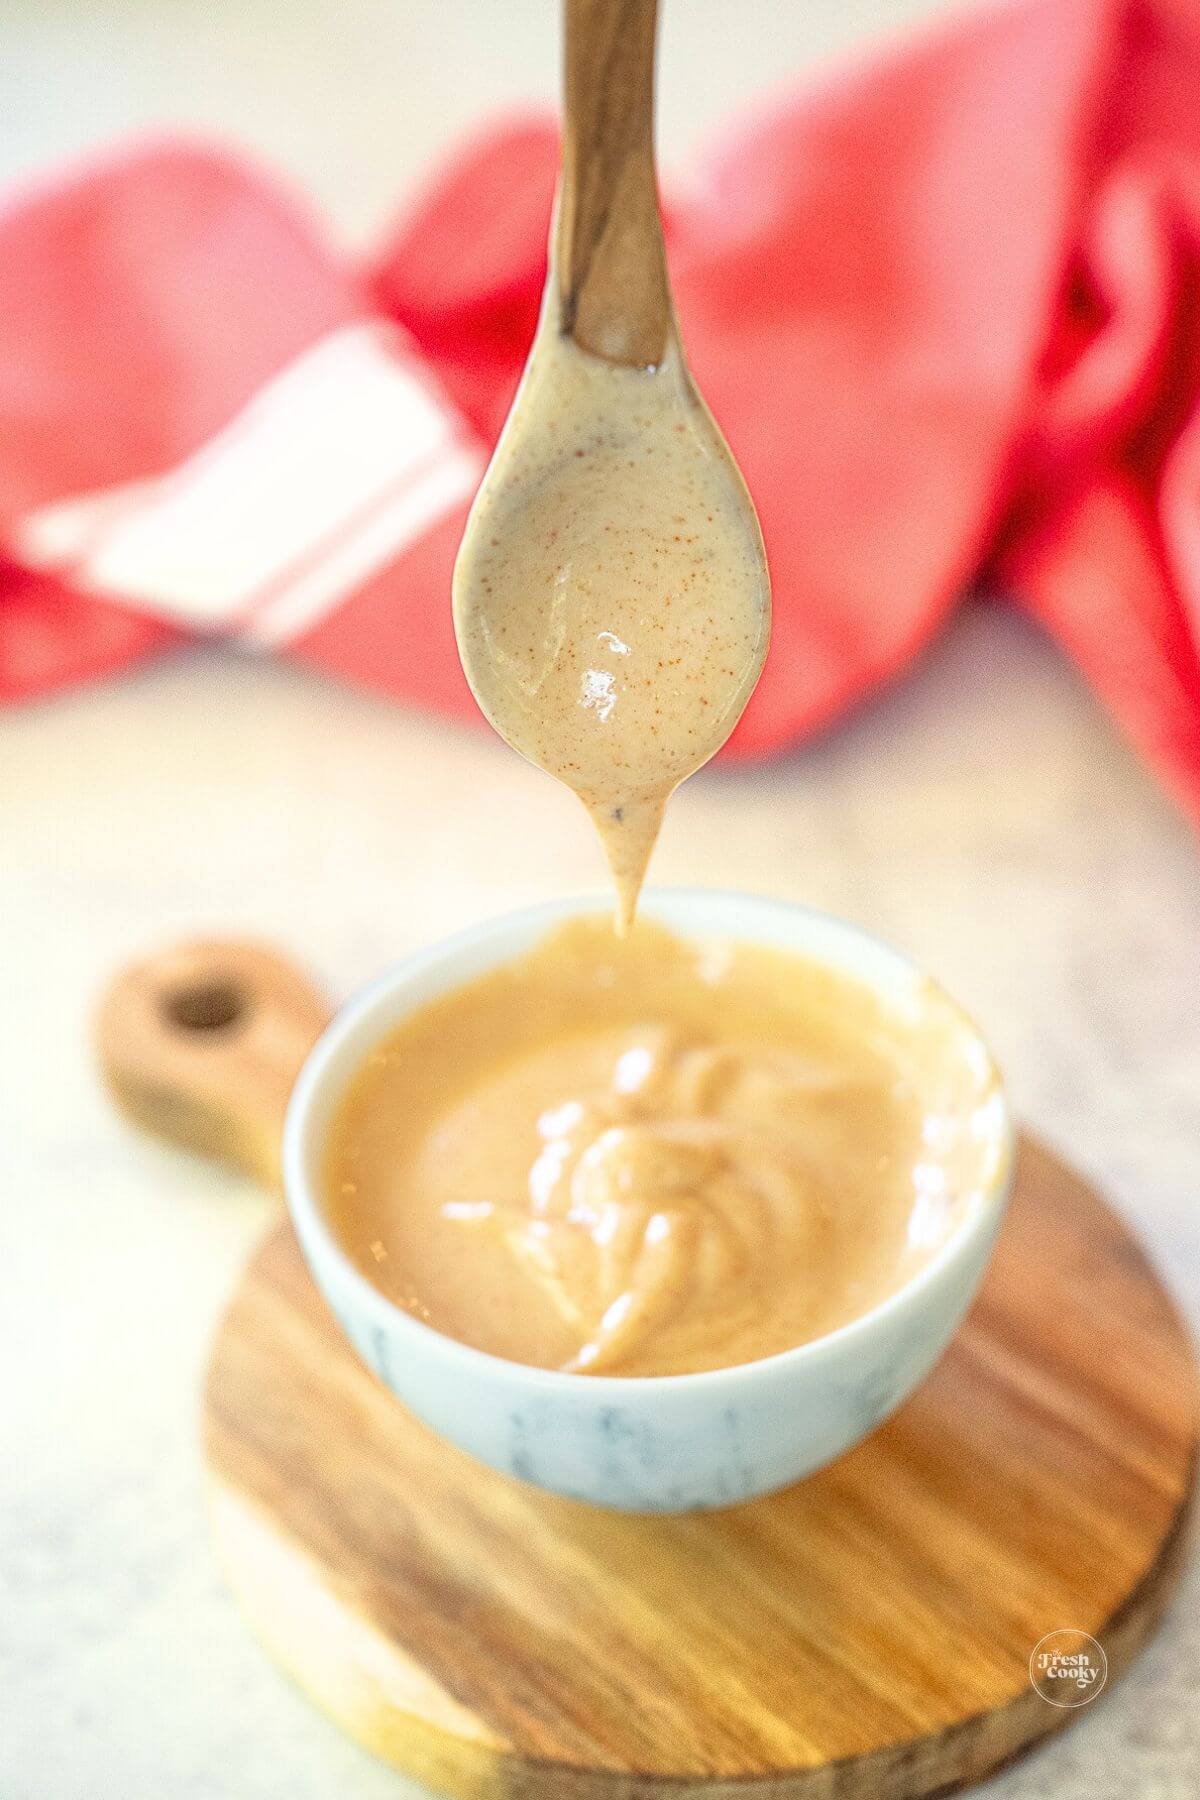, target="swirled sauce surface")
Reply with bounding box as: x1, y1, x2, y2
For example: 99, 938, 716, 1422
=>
326, 919, 1005, 1378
